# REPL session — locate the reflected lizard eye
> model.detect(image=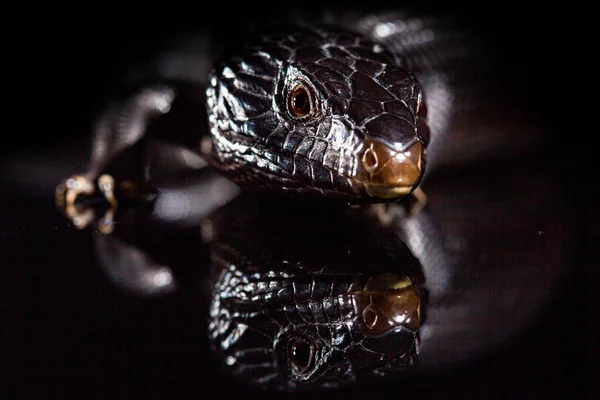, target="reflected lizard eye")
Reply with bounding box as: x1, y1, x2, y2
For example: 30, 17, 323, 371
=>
289, 338, 315, 371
